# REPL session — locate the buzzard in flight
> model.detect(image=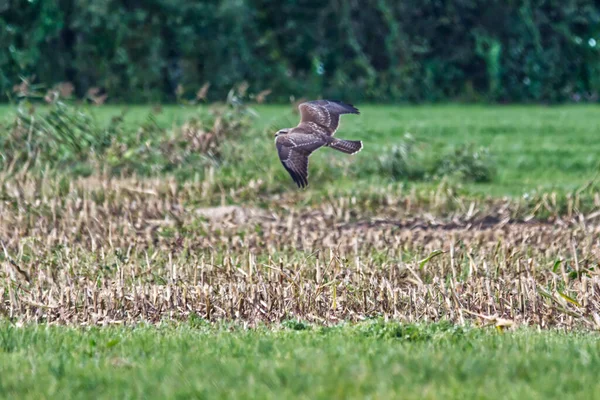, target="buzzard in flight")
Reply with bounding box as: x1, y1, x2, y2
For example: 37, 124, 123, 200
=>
275, 100, 363, 188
